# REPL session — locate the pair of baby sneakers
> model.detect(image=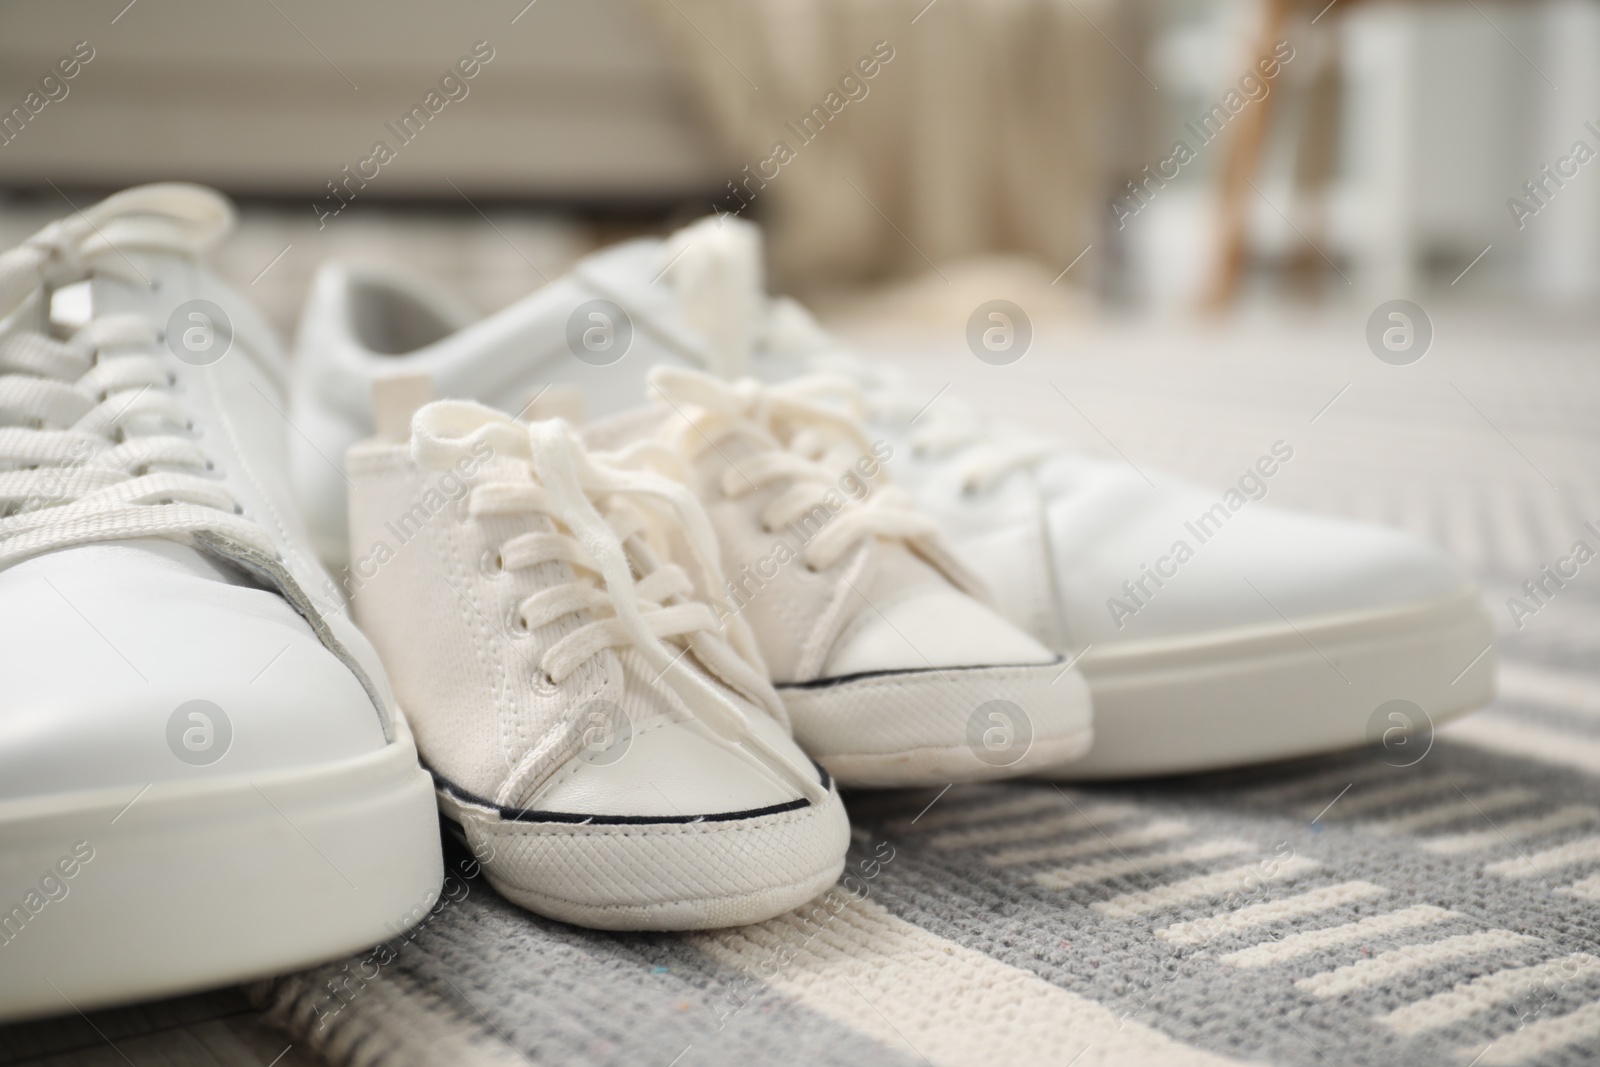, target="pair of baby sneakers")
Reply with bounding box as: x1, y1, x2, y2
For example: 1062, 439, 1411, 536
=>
346, 365, 1091, 929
